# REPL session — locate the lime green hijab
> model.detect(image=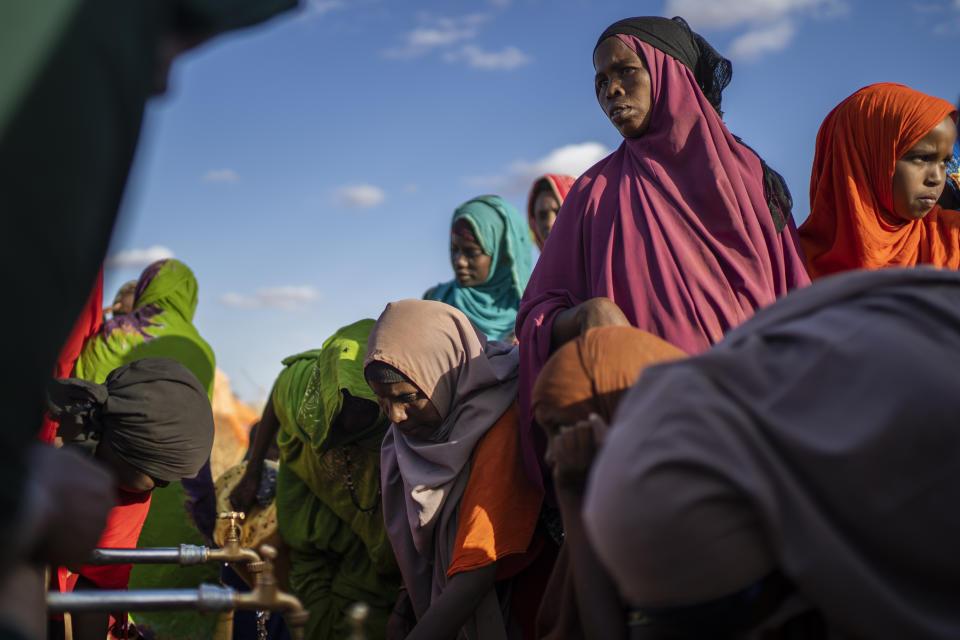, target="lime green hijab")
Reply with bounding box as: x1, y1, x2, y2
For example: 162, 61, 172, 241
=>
75, 259, 214, 398
274, 319, 385, 456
